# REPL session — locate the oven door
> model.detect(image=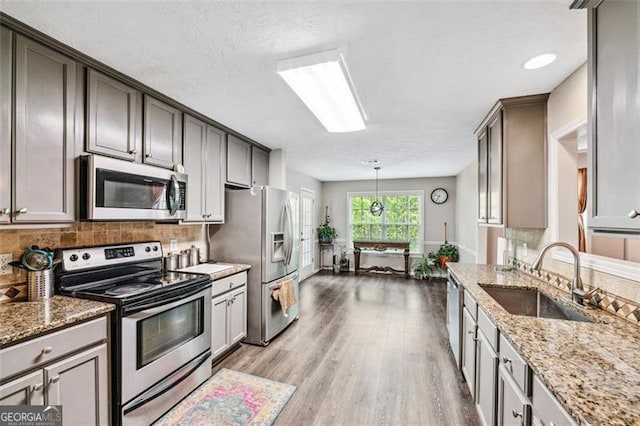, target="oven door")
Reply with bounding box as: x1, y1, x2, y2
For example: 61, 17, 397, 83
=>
83, 154, 187, 221
120, 285, 211, 404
